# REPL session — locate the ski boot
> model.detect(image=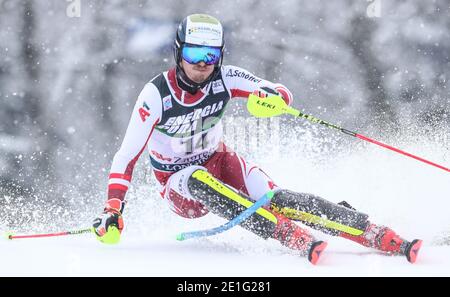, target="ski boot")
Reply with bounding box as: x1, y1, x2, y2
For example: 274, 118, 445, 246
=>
272, 212, 327, 265
341, 223, 422, 263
